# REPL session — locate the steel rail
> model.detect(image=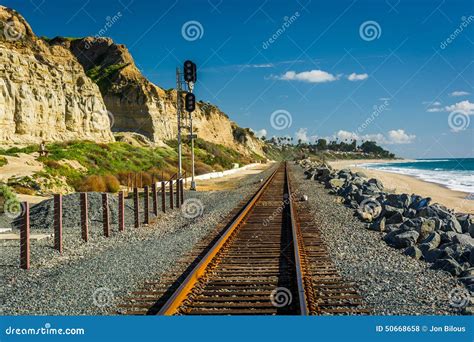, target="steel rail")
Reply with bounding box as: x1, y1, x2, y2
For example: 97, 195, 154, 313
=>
285, 162, 309, 315
158, 165, 280, 315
